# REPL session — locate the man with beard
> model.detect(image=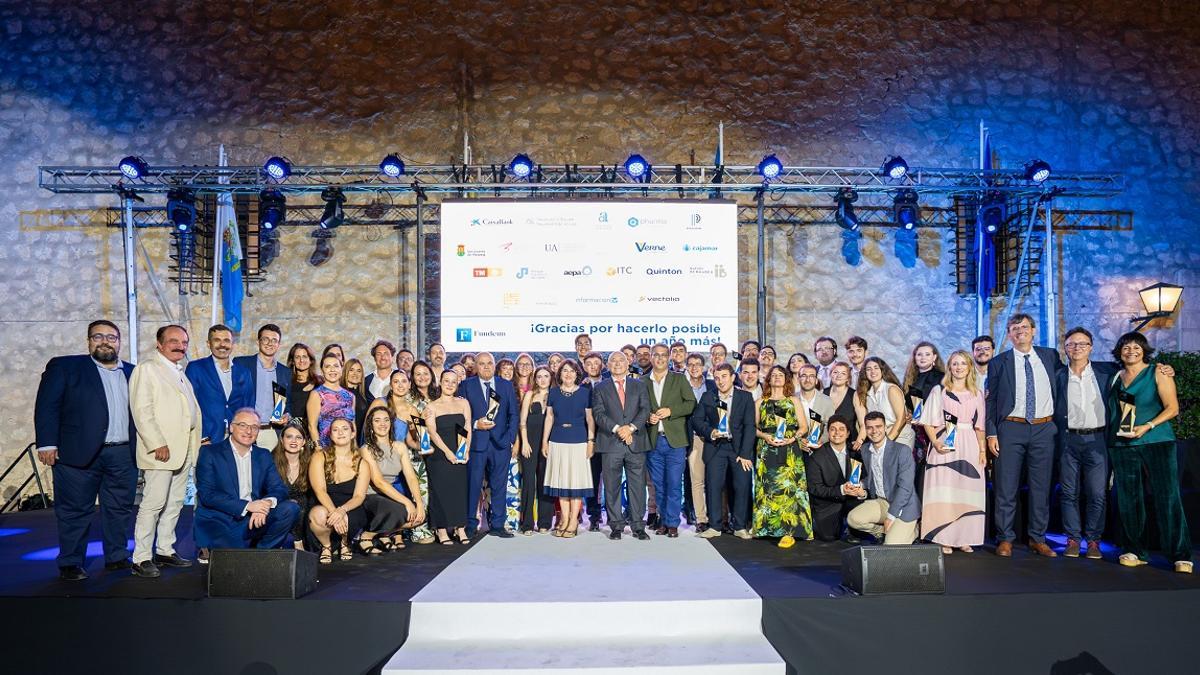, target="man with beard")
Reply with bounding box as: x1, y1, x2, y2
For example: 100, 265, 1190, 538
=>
35, 320, 138, 580
186, 324, 252, 446
972, 335, 995, 384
